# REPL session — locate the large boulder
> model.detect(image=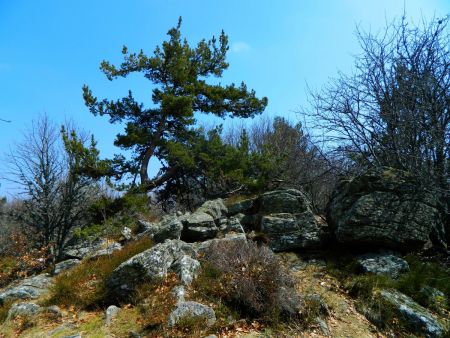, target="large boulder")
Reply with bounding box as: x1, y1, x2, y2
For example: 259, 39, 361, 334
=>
140, 215, 183, 243
63, 239, 122, 260
328, 168, 446, 252
0, 274, 53, 304
261, 212, 322, 252
377, 289, 446, 337
196, 199, 228, 220
181, 211, 218, 242
107, 240, 198, 299
254, 189, 323, 252
259, 189, 311, 214
7, 302, 41, 320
